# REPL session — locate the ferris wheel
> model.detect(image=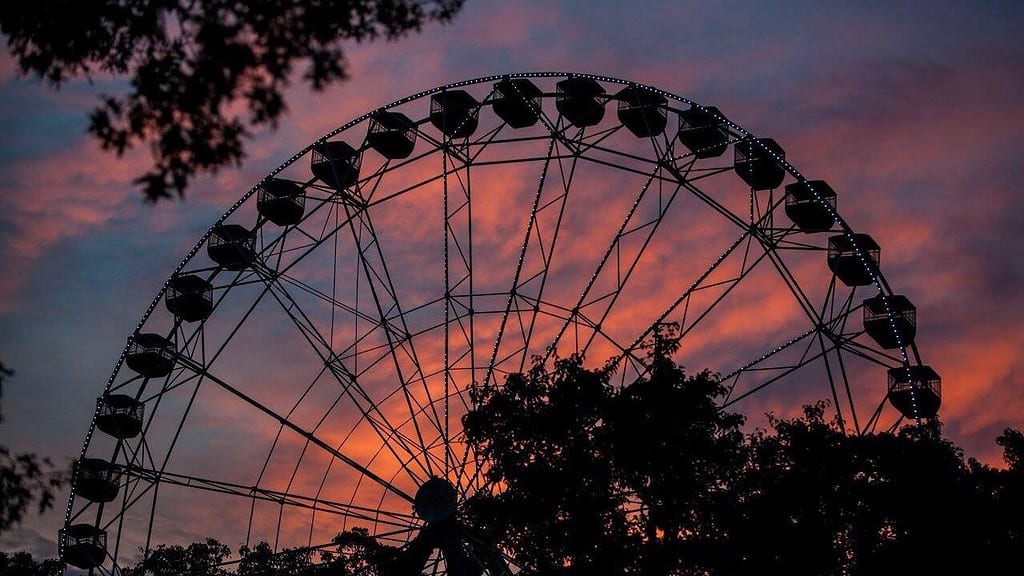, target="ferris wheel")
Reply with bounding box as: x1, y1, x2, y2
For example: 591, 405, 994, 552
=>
59, 72, 941, 574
